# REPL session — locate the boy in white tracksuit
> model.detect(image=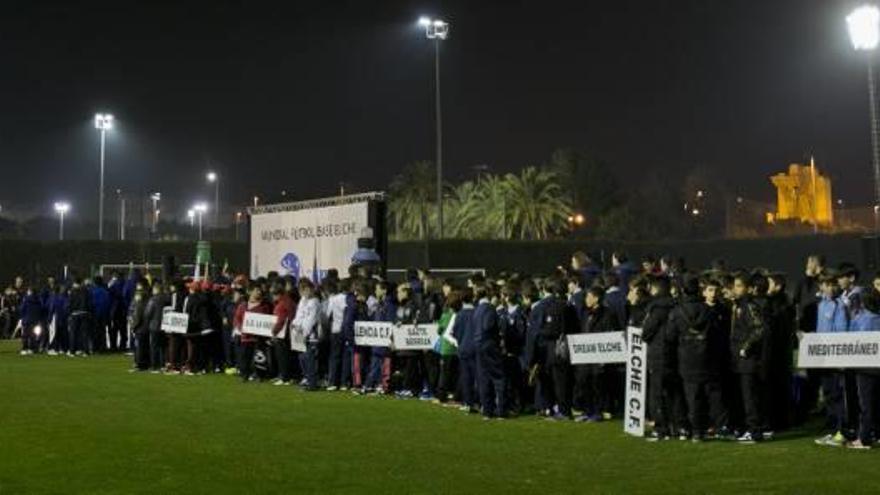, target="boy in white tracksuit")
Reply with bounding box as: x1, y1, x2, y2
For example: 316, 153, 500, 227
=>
293, 279, 322, 391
